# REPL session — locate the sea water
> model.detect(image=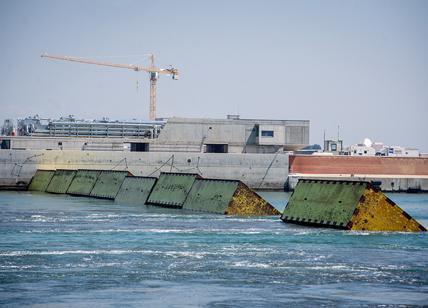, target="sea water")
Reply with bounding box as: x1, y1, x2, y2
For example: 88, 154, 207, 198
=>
0, 191, 427, 307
